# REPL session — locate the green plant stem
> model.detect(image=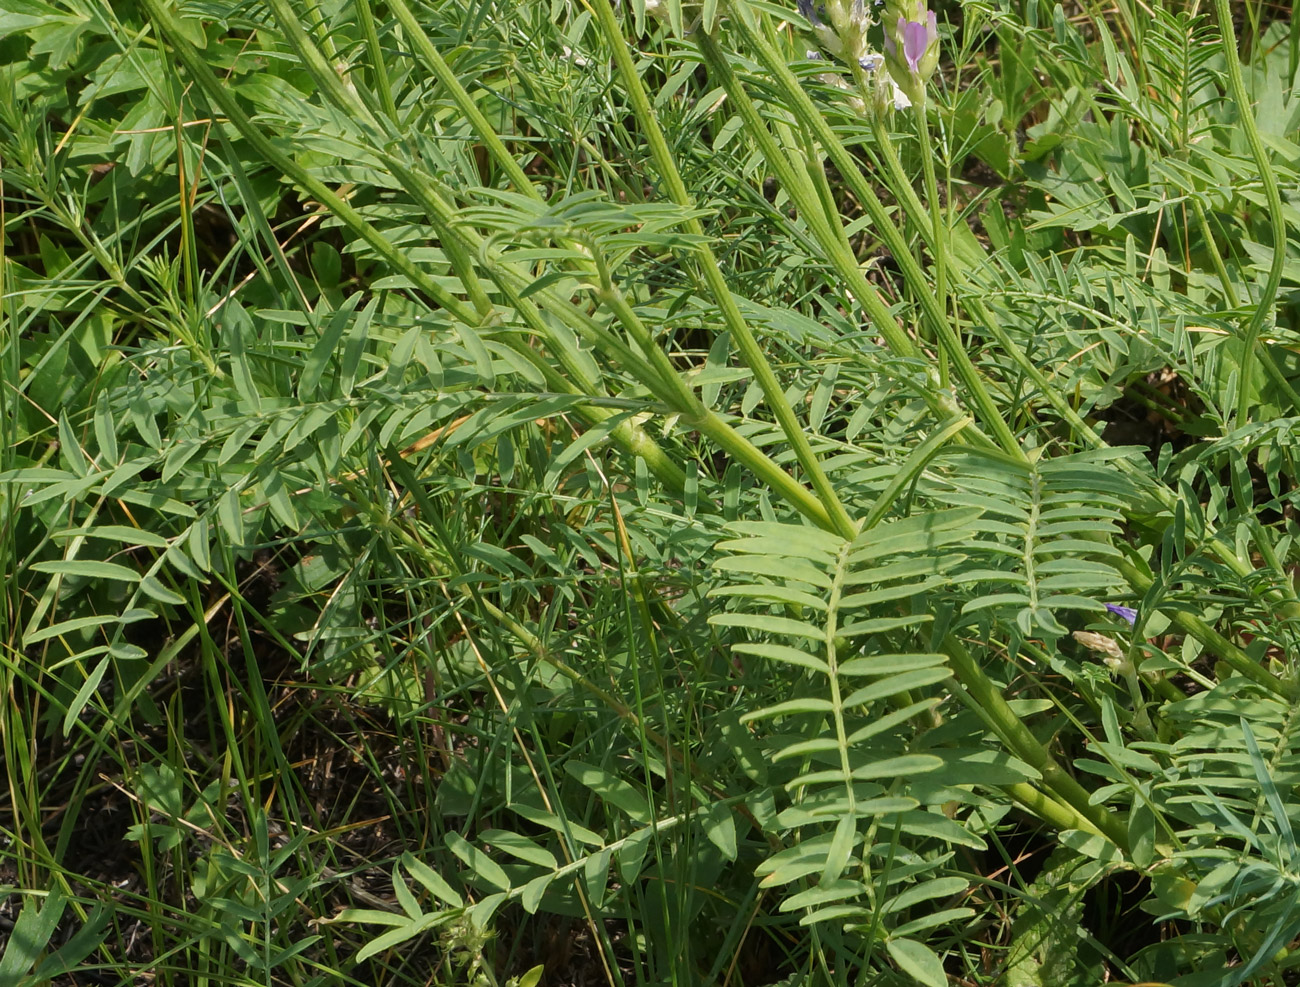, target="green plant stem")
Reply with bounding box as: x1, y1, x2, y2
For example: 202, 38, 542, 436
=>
1190, 196, 1240, 309
910, 98, 951, 392
598, 281, 836, 525
695, 34, 997, 454
724, 9, 1022, 460
352, 0, 398, 122
975, 302, 1300, 633
827, 543, 860, 828
390, 159, 840, 527
385, 452, 781, 852
262, 0, 387, 138
258, 0, 847, 532
384, 0, 539, 197
1211, 0, 1287, 424
707, 22, 1135, 851
460, 223, 837, 527
943, 635, 1131, 850
141, 0, 471, 321
489, 333, 691, 494
1002, 782, 1106, 839
592, 0, 857, 539
864, 97, 1300, 449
